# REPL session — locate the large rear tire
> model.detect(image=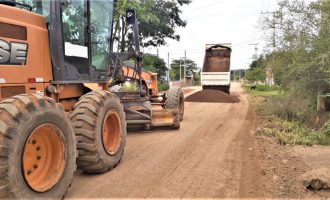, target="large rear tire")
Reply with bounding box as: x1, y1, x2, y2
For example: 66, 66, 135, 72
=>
0, 94, 76, 199
71, 91, 126, 174
166, 87, 184, 121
